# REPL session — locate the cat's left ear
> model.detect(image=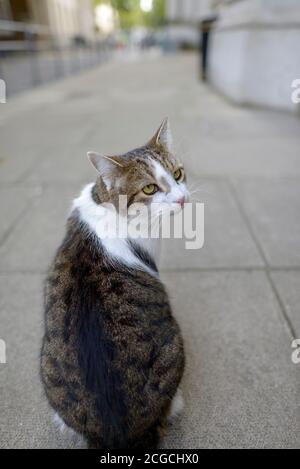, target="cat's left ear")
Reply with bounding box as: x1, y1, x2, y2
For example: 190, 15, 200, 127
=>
87, 151, 124, 175
149, 117, 173, 152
